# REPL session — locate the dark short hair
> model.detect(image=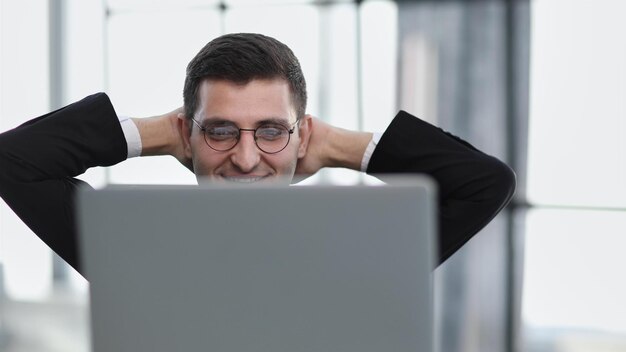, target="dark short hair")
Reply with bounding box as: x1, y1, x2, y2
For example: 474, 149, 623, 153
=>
183, 33, 307, 121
